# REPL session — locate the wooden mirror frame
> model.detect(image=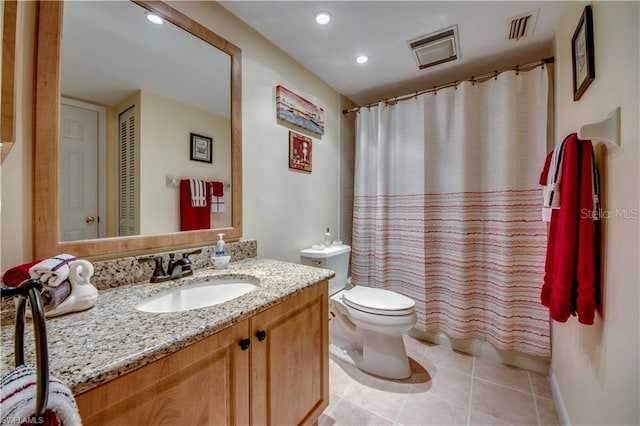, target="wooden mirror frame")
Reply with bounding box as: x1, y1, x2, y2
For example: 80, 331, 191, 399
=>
1, 0, 18, 162
33, 1, 242, 259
